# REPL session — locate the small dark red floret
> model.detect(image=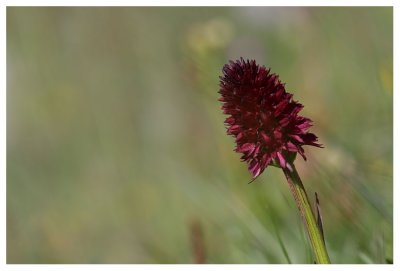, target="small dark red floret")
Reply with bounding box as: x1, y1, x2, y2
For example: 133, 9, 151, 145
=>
219, 58, 322, 180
